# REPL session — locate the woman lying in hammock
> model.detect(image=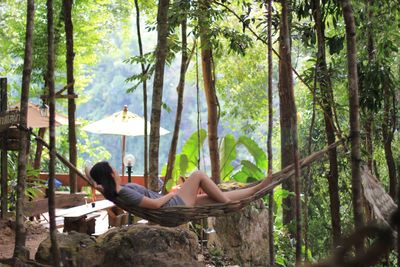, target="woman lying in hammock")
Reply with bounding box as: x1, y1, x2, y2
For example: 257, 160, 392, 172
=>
89, 161, 272, 209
